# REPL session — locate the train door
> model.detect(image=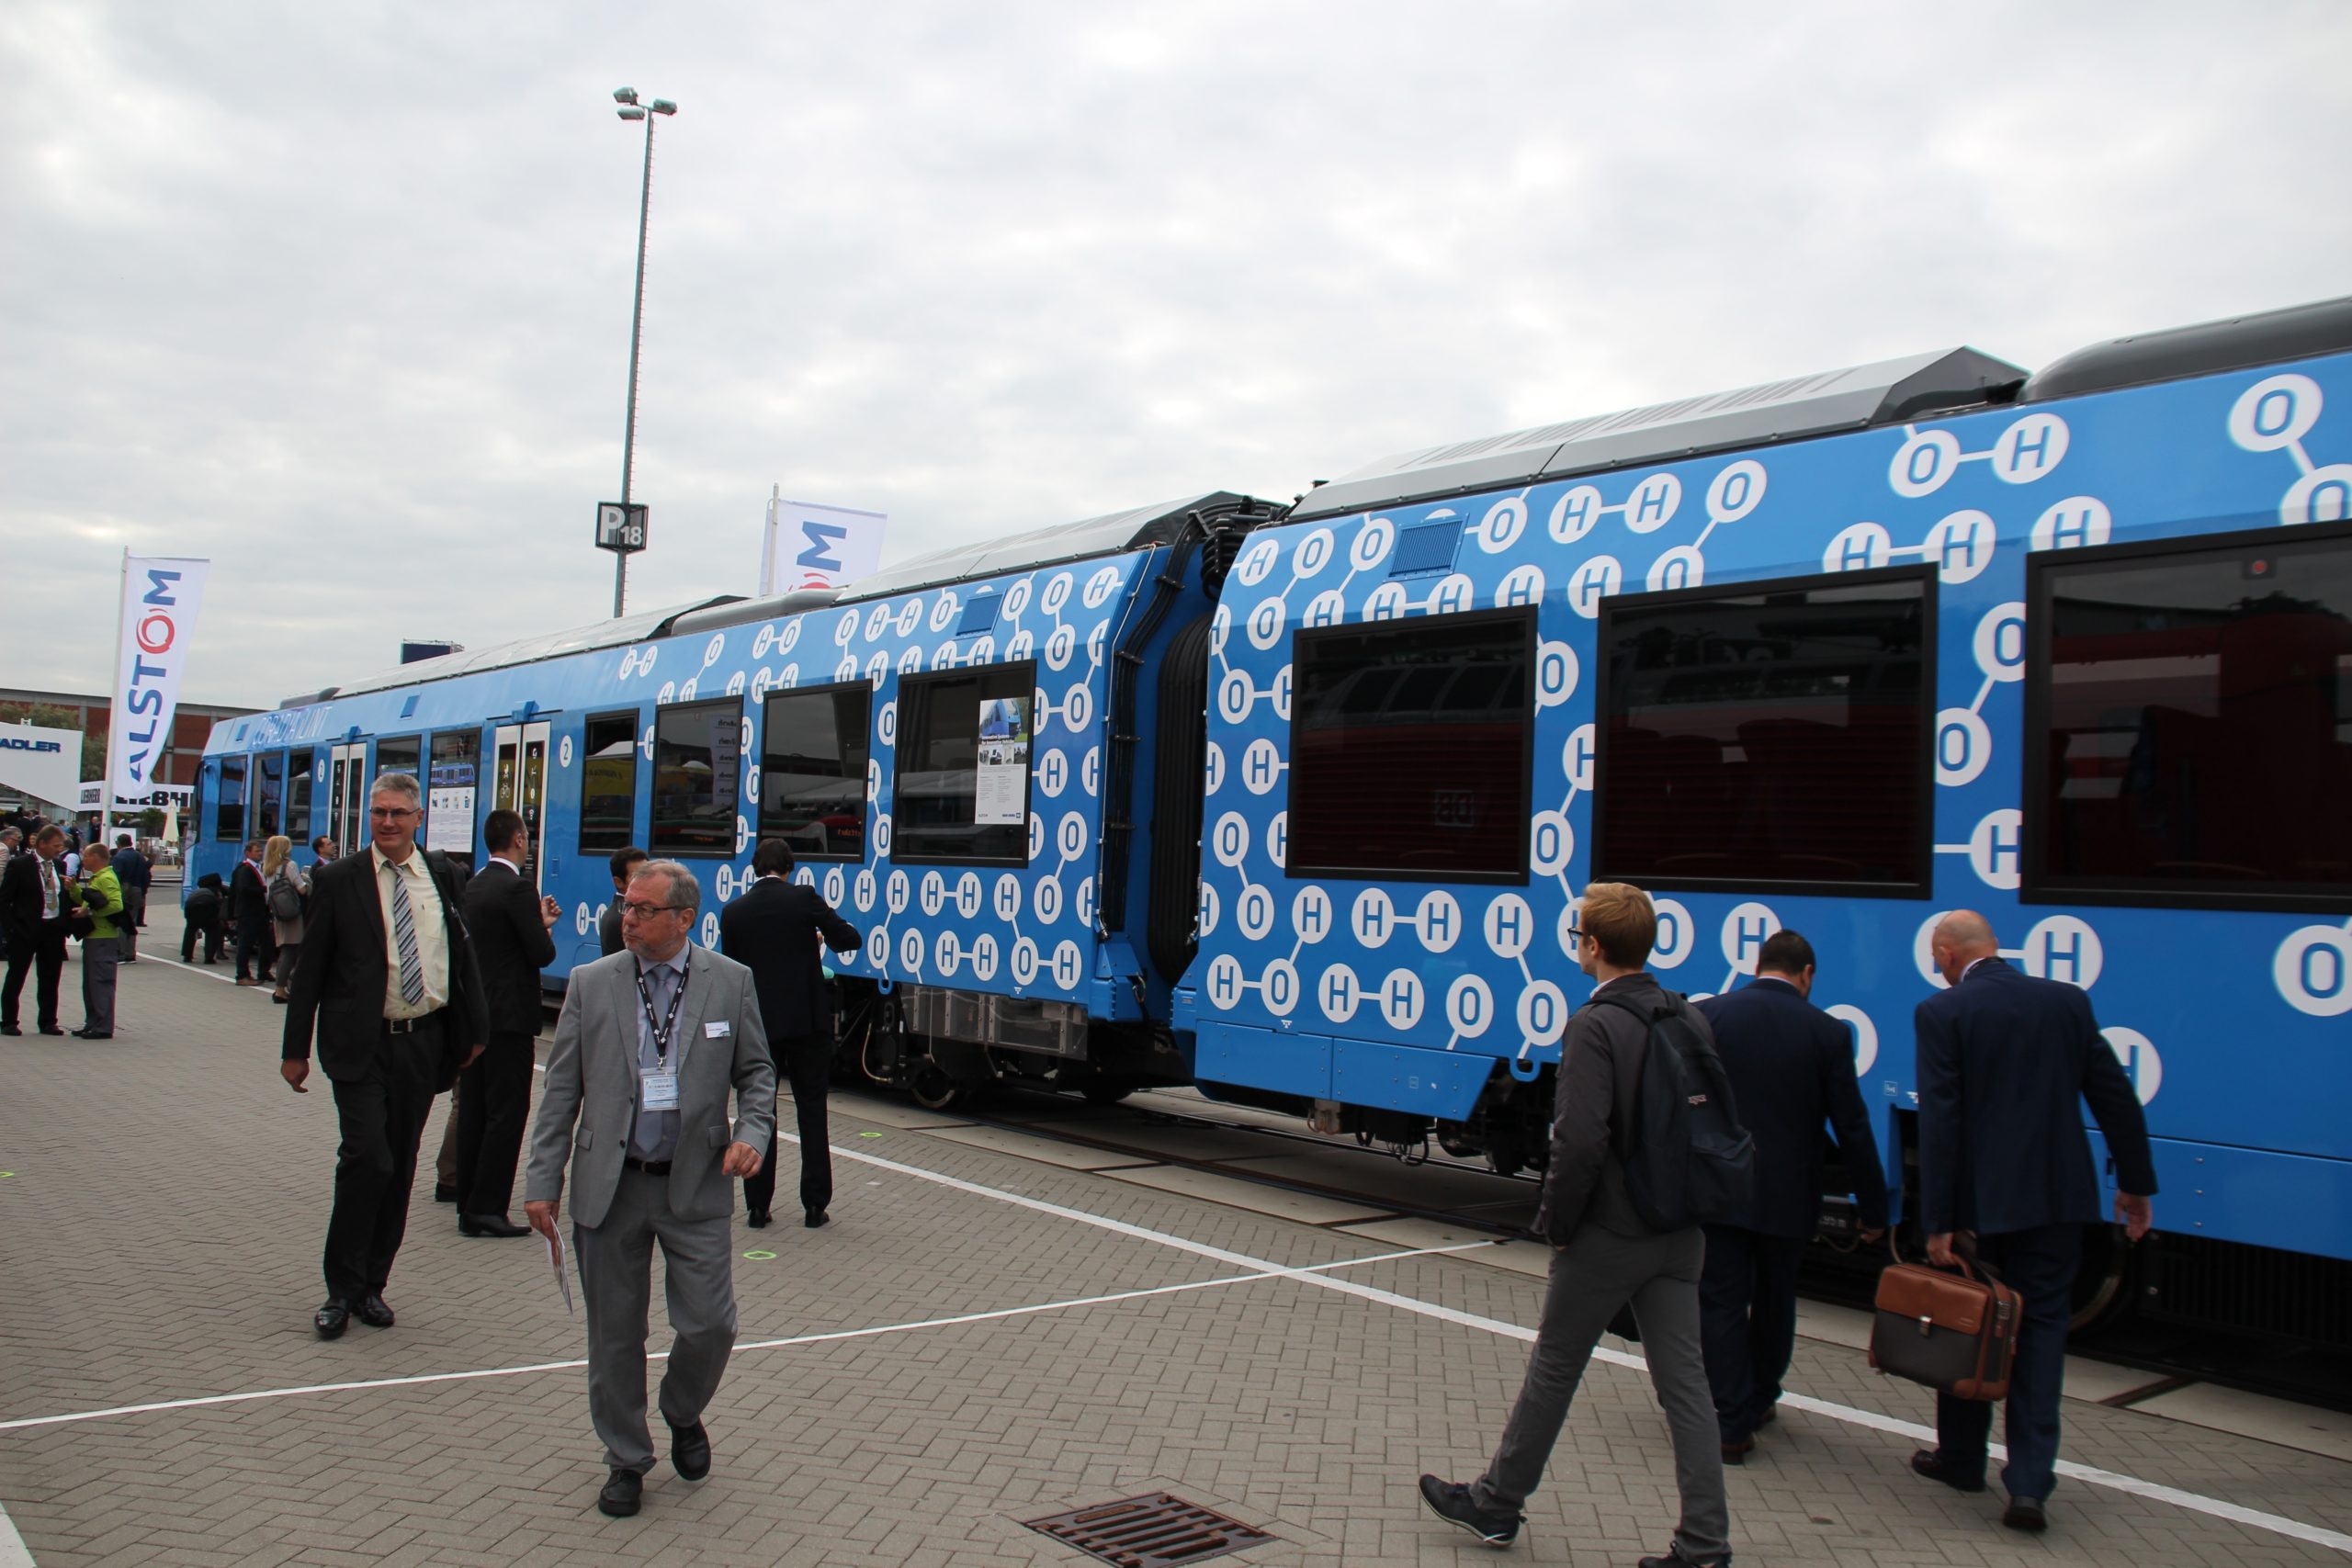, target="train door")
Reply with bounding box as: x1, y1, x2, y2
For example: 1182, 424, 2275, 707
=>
492, 721, 551, 885
325, 742, 368, 857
